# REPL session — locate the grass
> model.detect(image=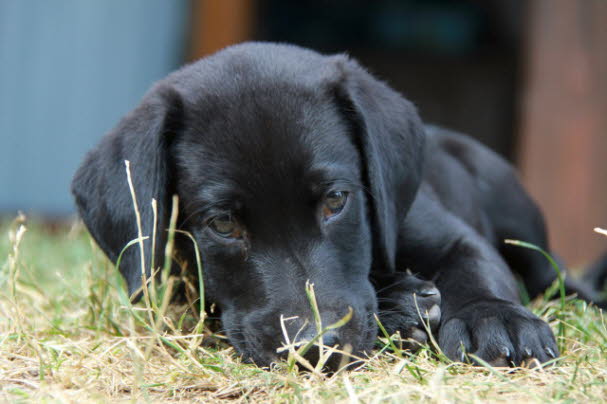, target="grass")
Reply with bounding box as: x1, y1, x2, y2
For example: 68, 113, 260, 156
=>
1, 216, 607, 403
